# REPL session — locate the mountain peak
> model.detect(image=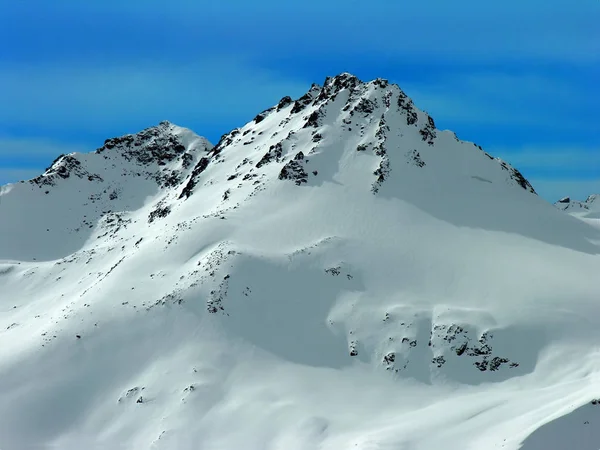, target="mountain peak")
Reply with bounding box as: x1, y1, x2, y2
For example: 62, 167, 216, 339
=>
180, 73, 536, 201
28, 122, 210, 190
99, 121, 184, 159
